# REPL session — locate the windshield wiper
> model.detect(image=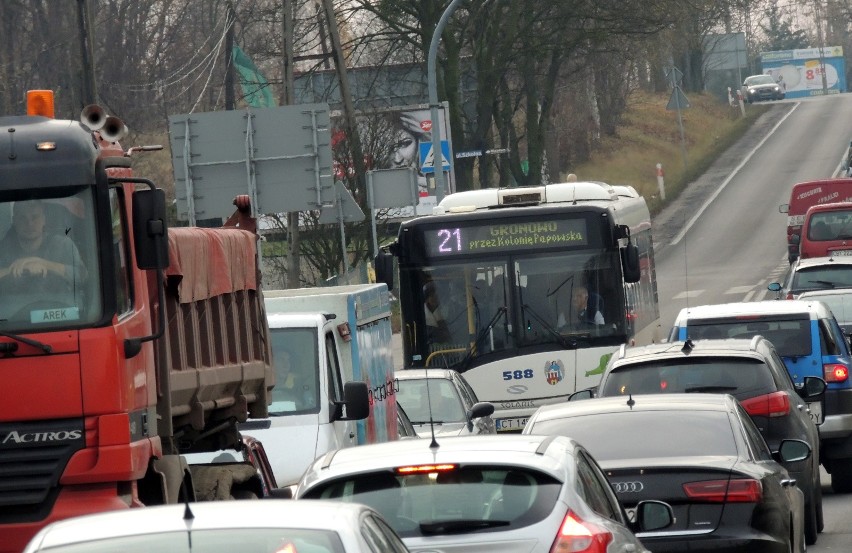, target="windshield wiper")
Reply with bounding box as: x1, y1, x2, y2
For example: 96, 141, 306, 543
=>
419, 519, 510, 535
455, 306, 507, 371
0, 331, 52, 353
684, 385, 737, 393
522, 304, 575, 349
807, 280, 837, 288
